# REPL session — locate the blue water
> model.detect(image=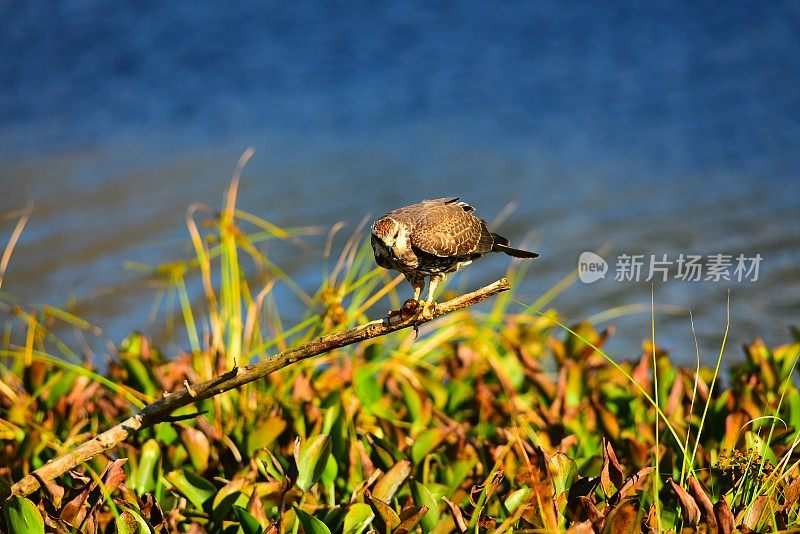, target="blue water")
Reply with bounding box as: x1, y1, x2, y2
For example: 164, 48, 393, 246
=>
1, 1, 798, 366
